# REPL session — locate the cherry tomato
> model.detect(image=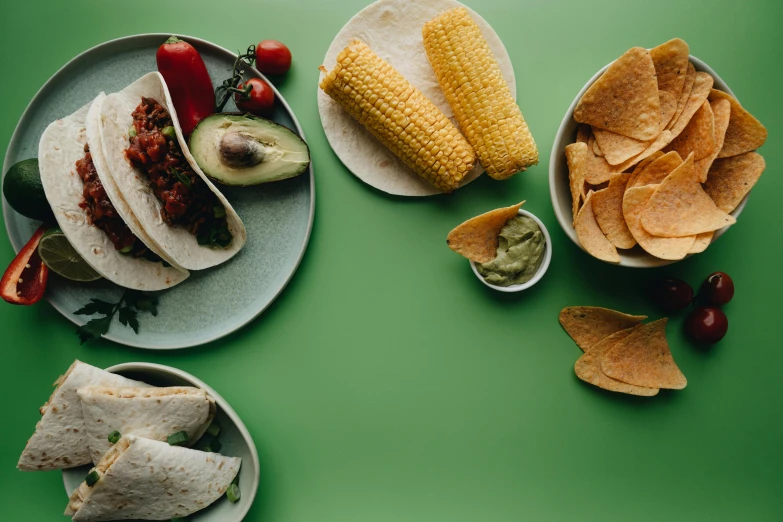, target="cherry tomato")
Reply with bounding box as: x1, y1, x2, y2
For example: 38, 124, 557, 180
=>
234, 78, 275, 116
650, 278, 693, 313
685, 306, 728, 344
699, 272, 735, 305
255, 40, 292, 76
